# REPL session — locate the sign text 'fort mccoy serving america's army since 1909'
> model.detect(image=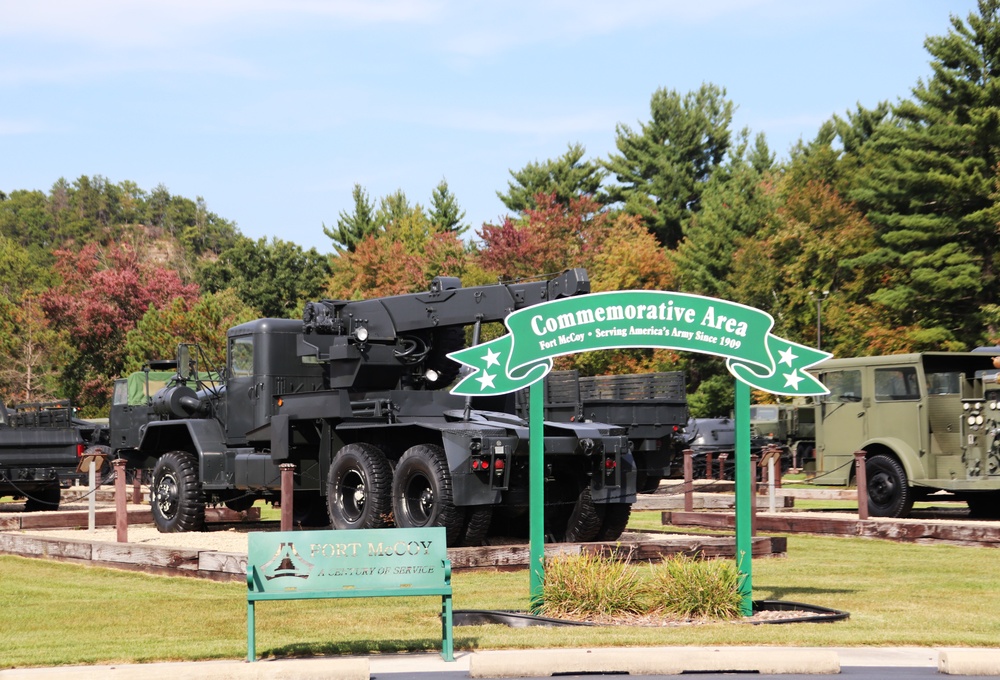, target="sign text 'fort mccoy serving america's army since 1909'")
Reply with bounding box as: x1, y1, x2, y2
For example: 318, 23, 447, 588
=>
448, 290, 832, 398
